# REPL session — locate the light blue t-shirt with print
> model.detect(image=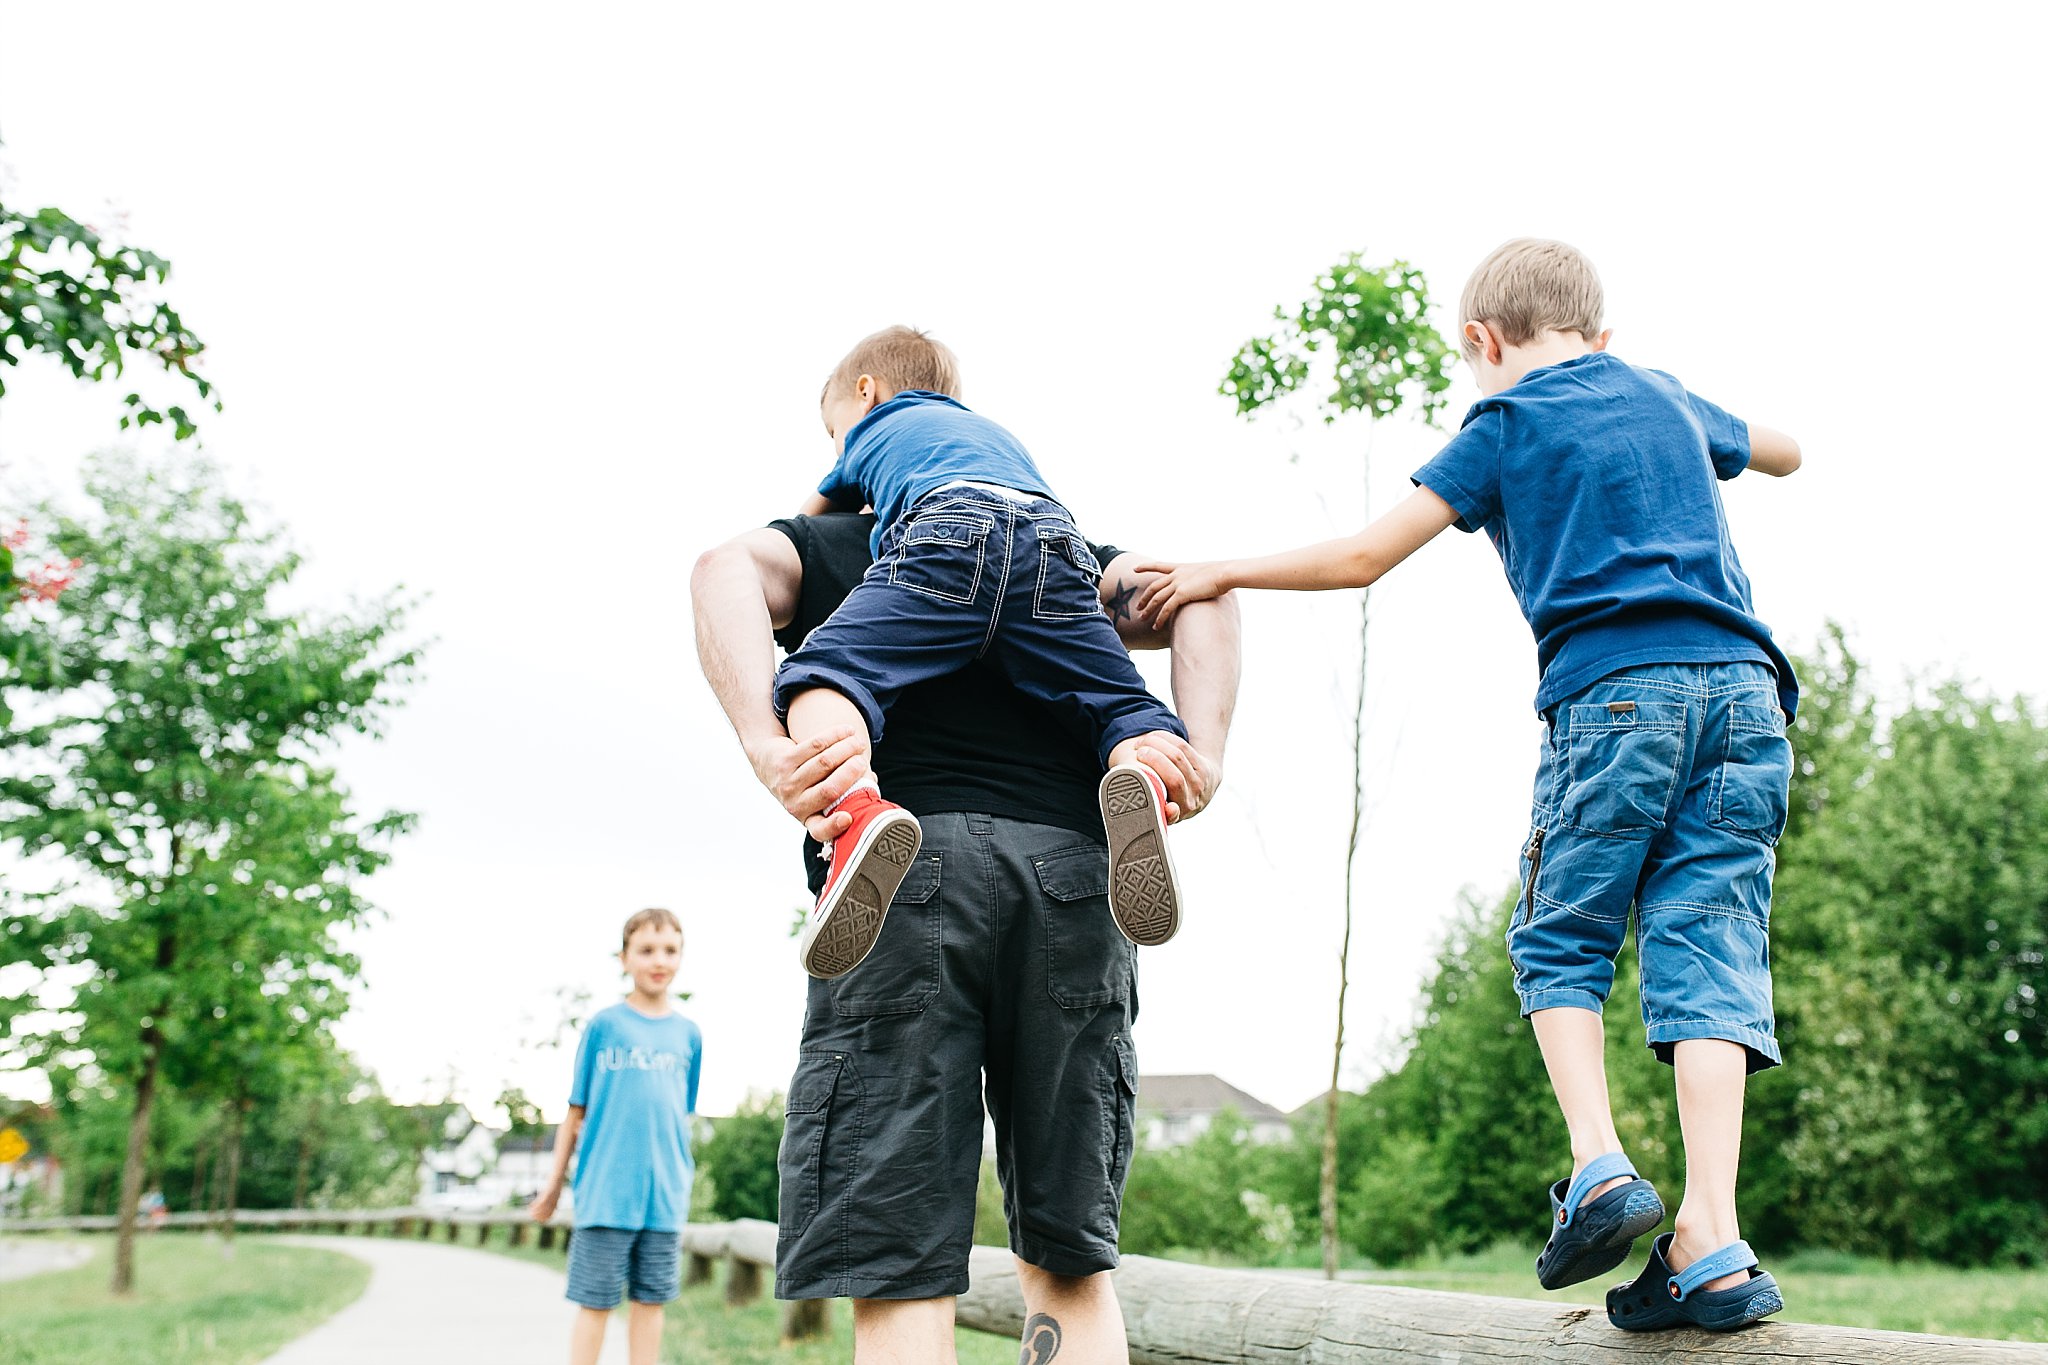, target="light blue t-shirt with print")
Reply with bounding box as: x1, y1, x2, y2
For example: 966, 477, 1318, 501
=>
568, 1001, 702, 1231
